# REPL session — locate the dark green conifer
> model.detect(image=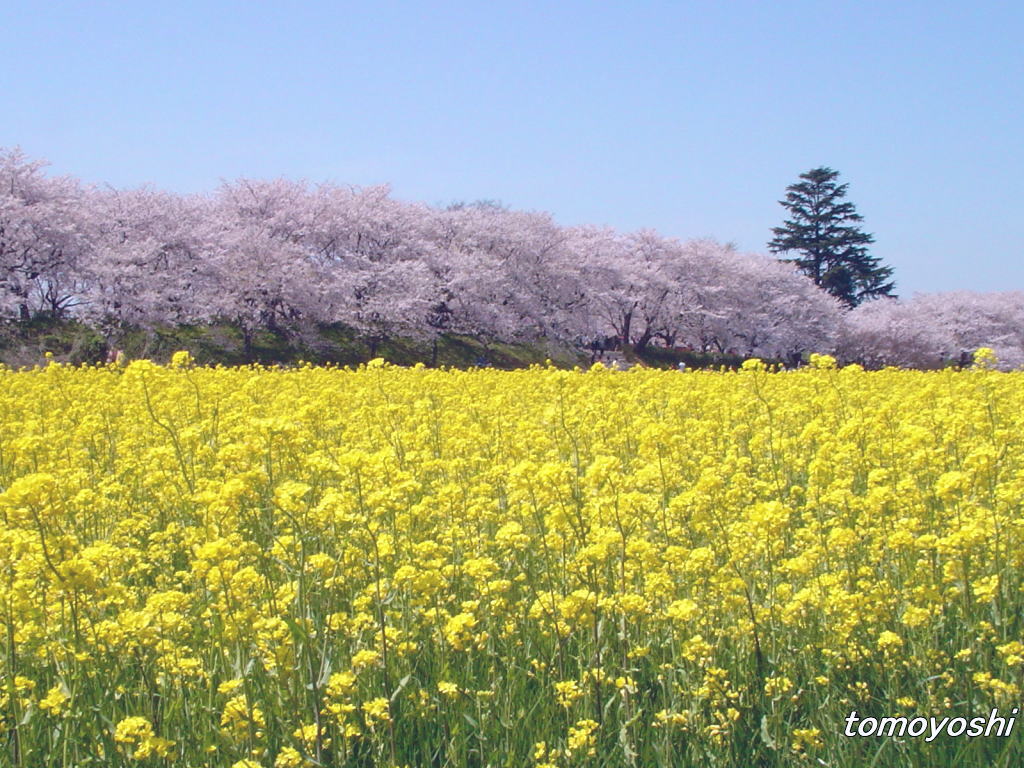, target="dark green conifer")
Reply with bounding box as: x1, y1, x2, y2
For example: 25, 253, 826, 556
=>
768, 167, 895, 307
